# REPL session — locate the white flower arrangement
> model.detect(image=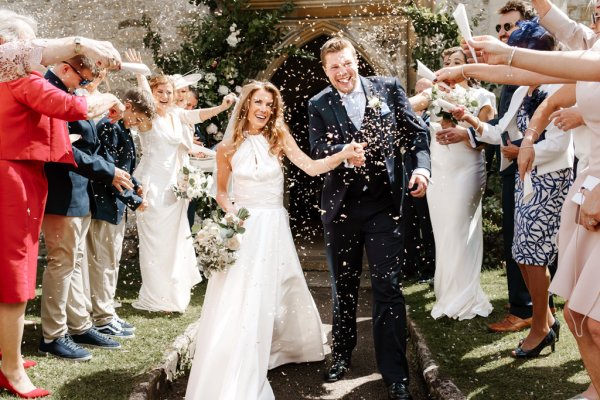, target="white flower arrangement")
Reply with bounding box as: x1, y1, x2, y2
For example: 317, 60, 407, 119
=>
204, 72, 218, 85
218, 85, 230, 96
172, 164, 213, 200
226, 23, 242, 47
192, 208, 250, 277
367, 95, 383, 112
428, 84, 479, 124
206, 123, 219, 135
